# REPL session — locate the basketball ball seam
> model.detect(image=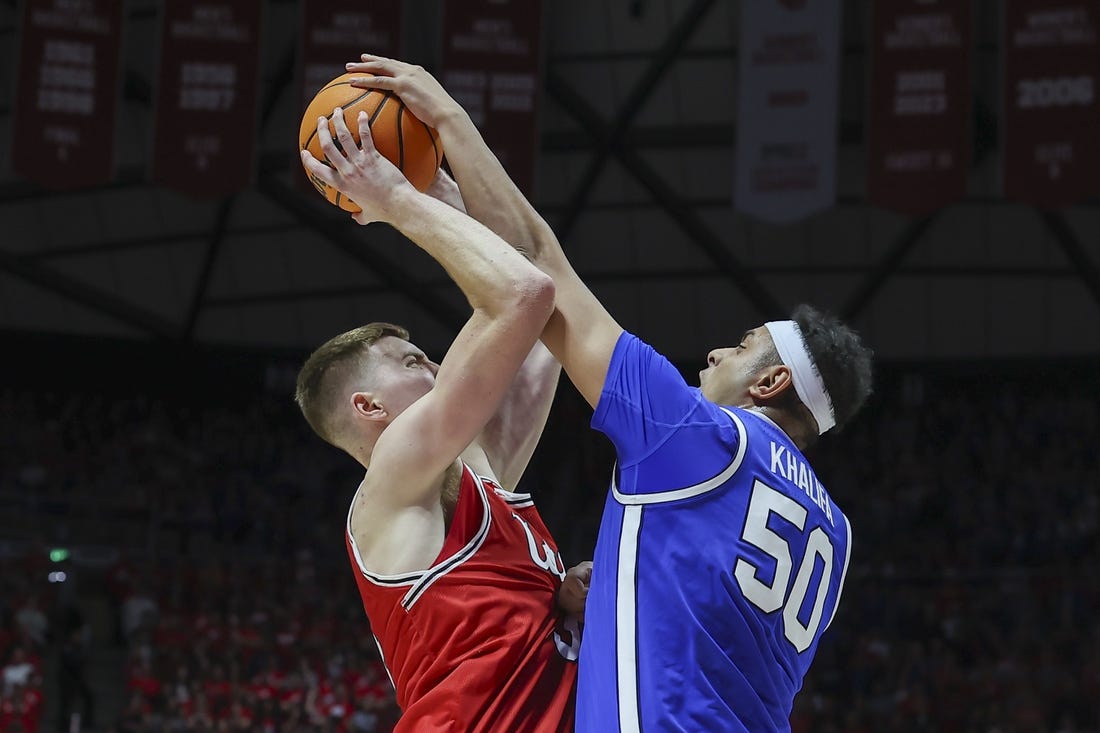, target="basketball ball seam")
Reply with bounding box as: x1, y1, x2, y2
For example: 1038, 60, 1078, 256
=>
298, 81, 355, 149
319, 80, 357, 93
369, 91, 393, 127
396, 104, 406, 172
304, 90, 395, 213
420, 119, 440, 165
301, 87, 379, 153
